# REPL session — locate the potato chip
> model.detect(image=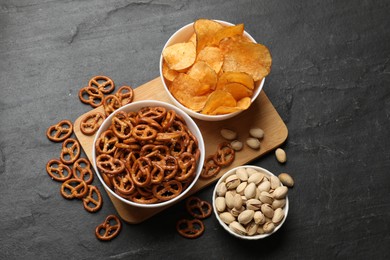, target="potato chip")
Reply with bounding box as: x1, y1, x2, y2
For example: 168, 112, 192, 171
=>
163, 42, 196, 71
201, 90, 236, 115
187, 61, 217, 91
211, 106, 242, 115
211, 23, 244, 46
188, 33, 197, 46
196, 46, 224, 74
219, 38, 272, 81
217, 71, 254, 90
211, 97, 252, 115
162, 60, 179, 82
170, 73, 209, 111
194, 19, 224, 53
229, 34, 253, 43
237, 97, 251, 110
216, 82, 253, 101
